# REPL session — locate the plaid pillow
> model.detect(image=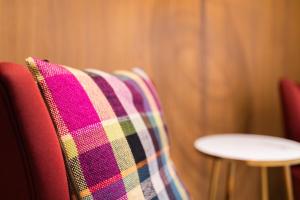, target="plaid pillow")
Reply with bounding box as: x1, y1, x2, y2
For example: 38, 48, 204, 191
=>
25, 57, 189, 200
